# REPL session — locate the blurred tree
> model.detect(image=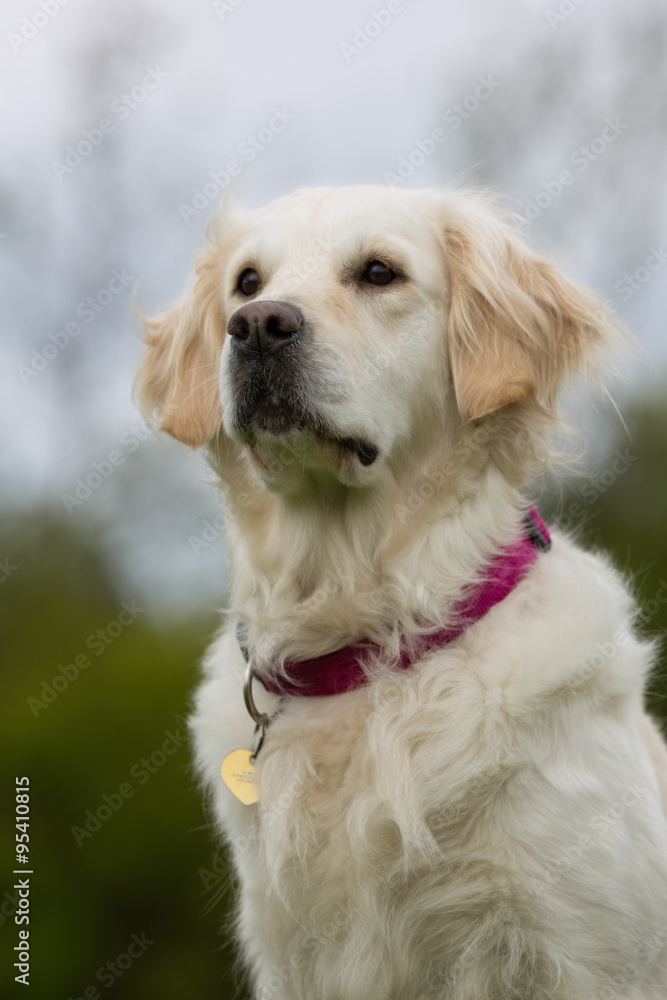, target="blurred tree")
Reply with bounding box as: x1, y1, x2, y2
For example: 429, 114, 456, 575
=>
0, 510, 245, 999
